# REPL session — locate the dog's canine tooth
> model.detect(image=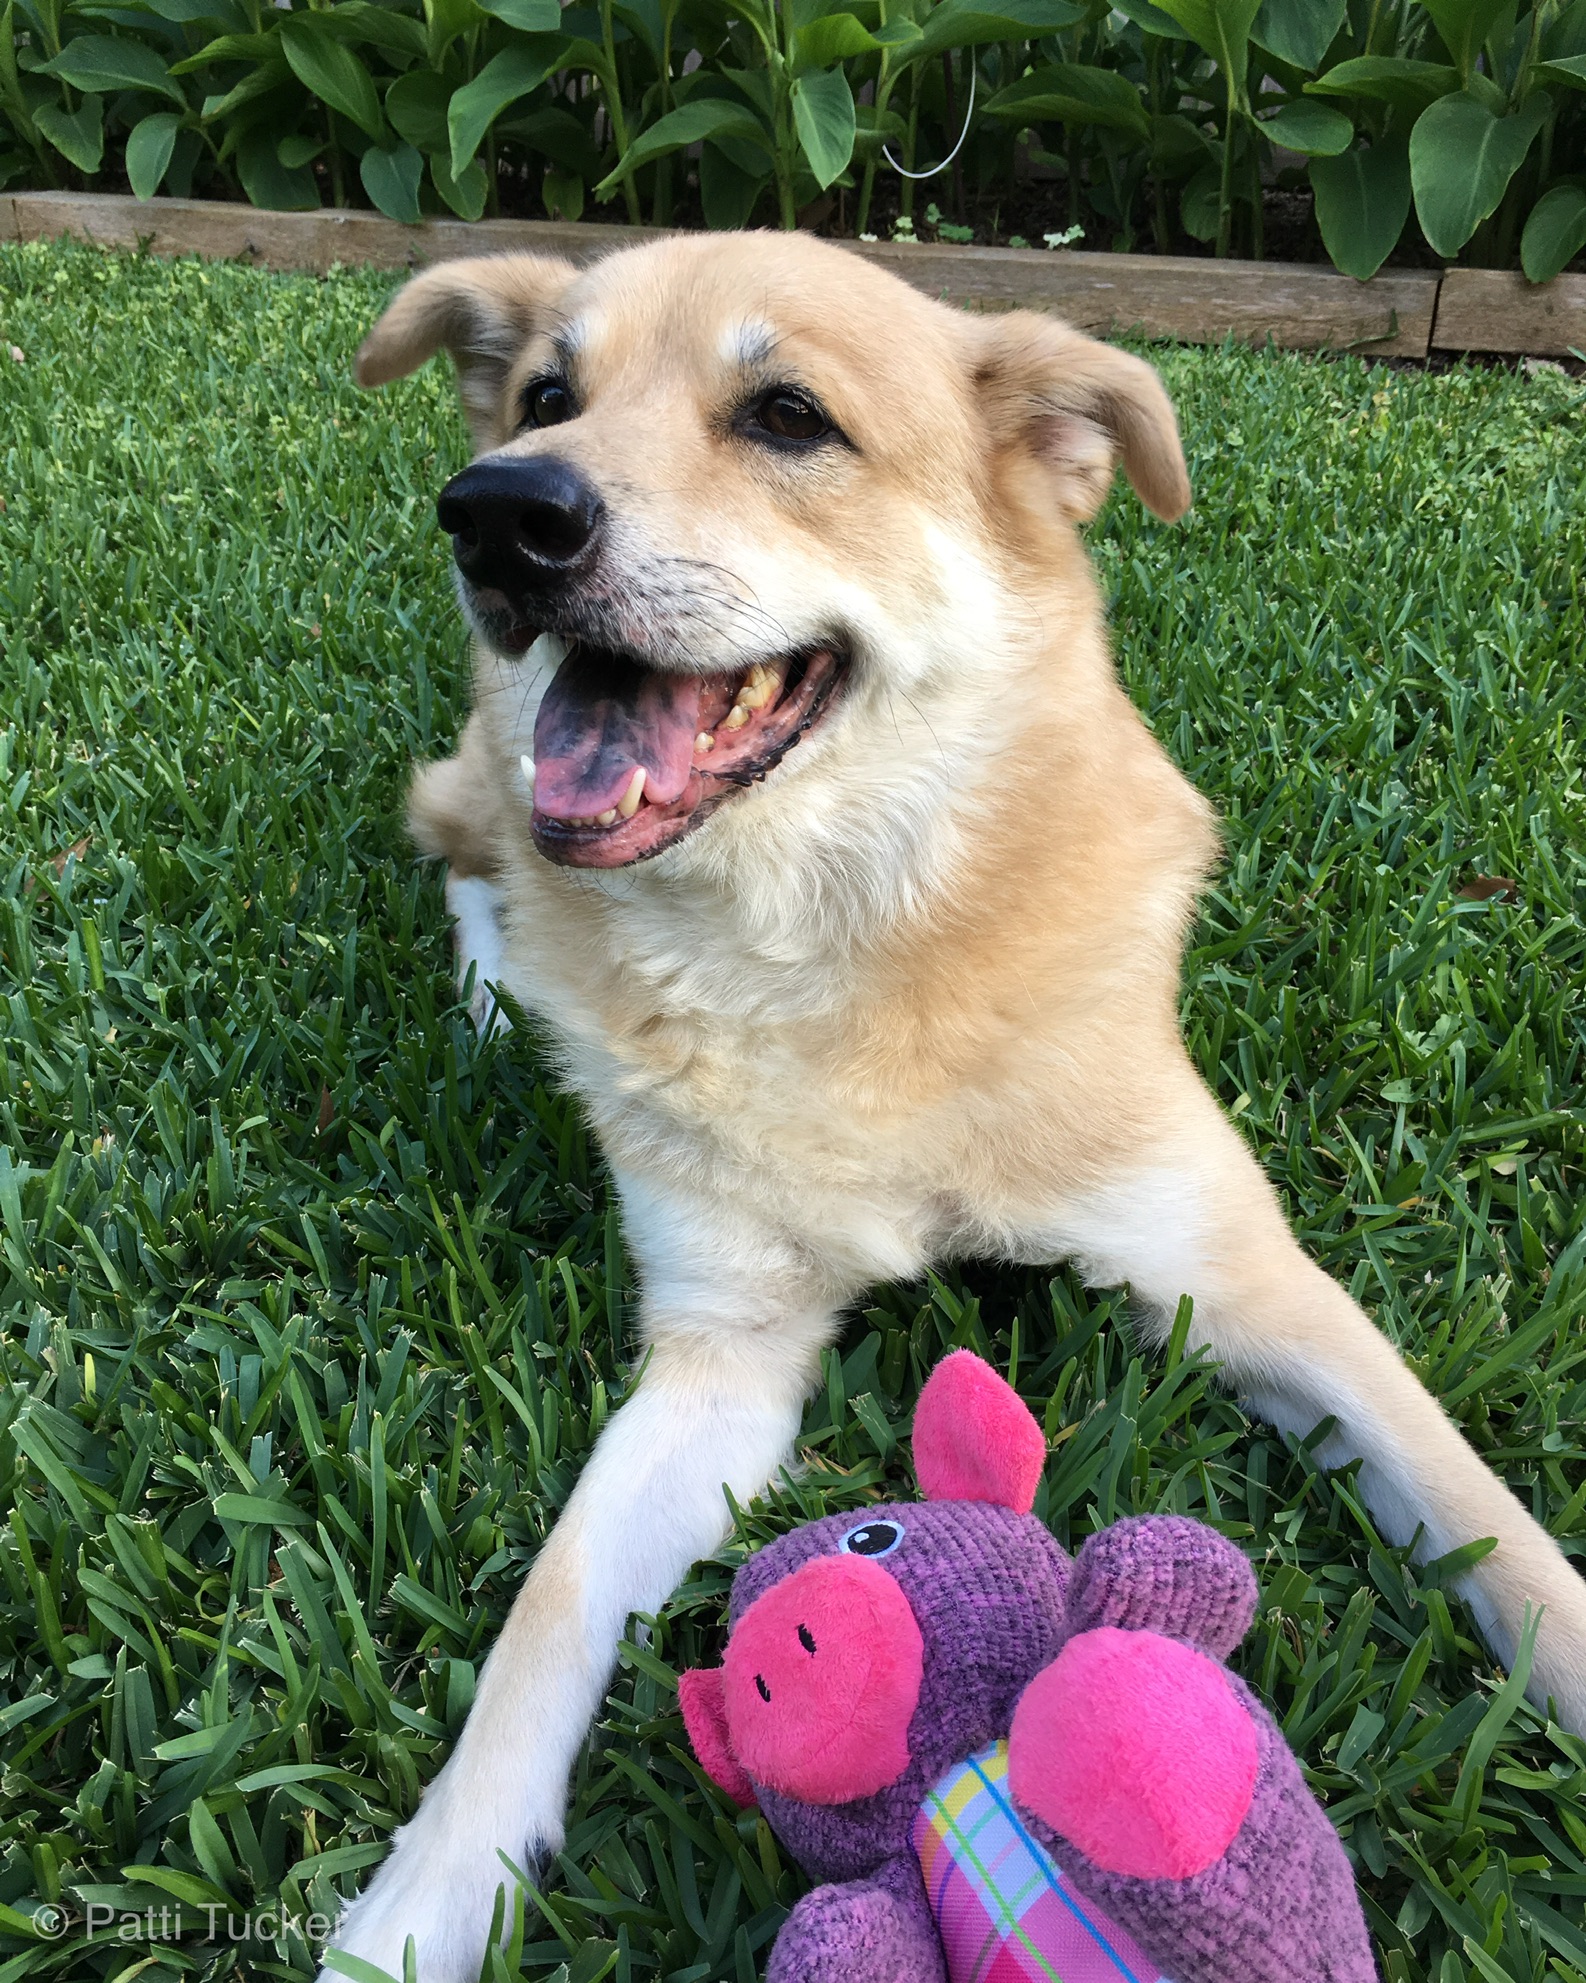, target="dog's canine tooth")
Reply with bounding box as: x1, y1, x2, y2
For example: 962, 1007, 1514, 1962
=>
695, 732, 715, 753
520, 755, 536, 790
617, 768, 646, 817
735, 663, 781, 711
721, 705, 751, 731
